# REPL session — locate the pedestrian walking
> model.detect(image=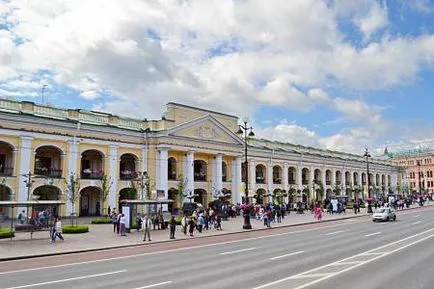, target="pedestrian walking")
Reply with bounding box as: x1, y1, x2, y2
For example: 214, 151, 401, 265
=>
216, 214, 222, 231
51, 217, 64, 242
188, 217, 195, 237
120, 214, 126, 236
136, 213, 142, 232
169, 216, 176, 239
142, 214, 152, 241
110, 209, 118, 233
181, 215, 187, 235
